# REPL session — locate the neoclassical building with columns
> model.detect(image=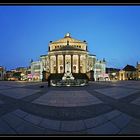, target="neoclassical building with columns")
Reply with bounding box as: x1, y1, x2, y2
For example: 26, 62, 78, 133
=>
31, 33, 106, 84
